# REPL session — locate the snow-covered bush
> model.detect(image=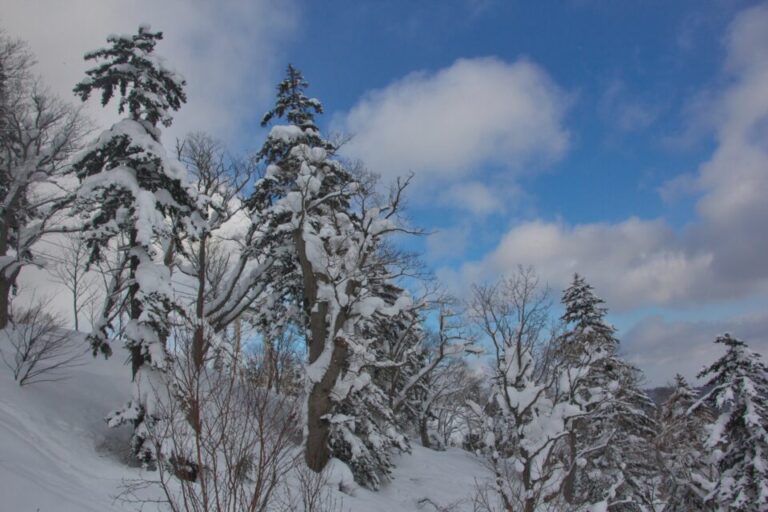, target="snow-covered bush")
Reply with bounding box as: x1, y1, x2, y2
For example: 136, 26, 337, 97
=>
128, 334, 302, 512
